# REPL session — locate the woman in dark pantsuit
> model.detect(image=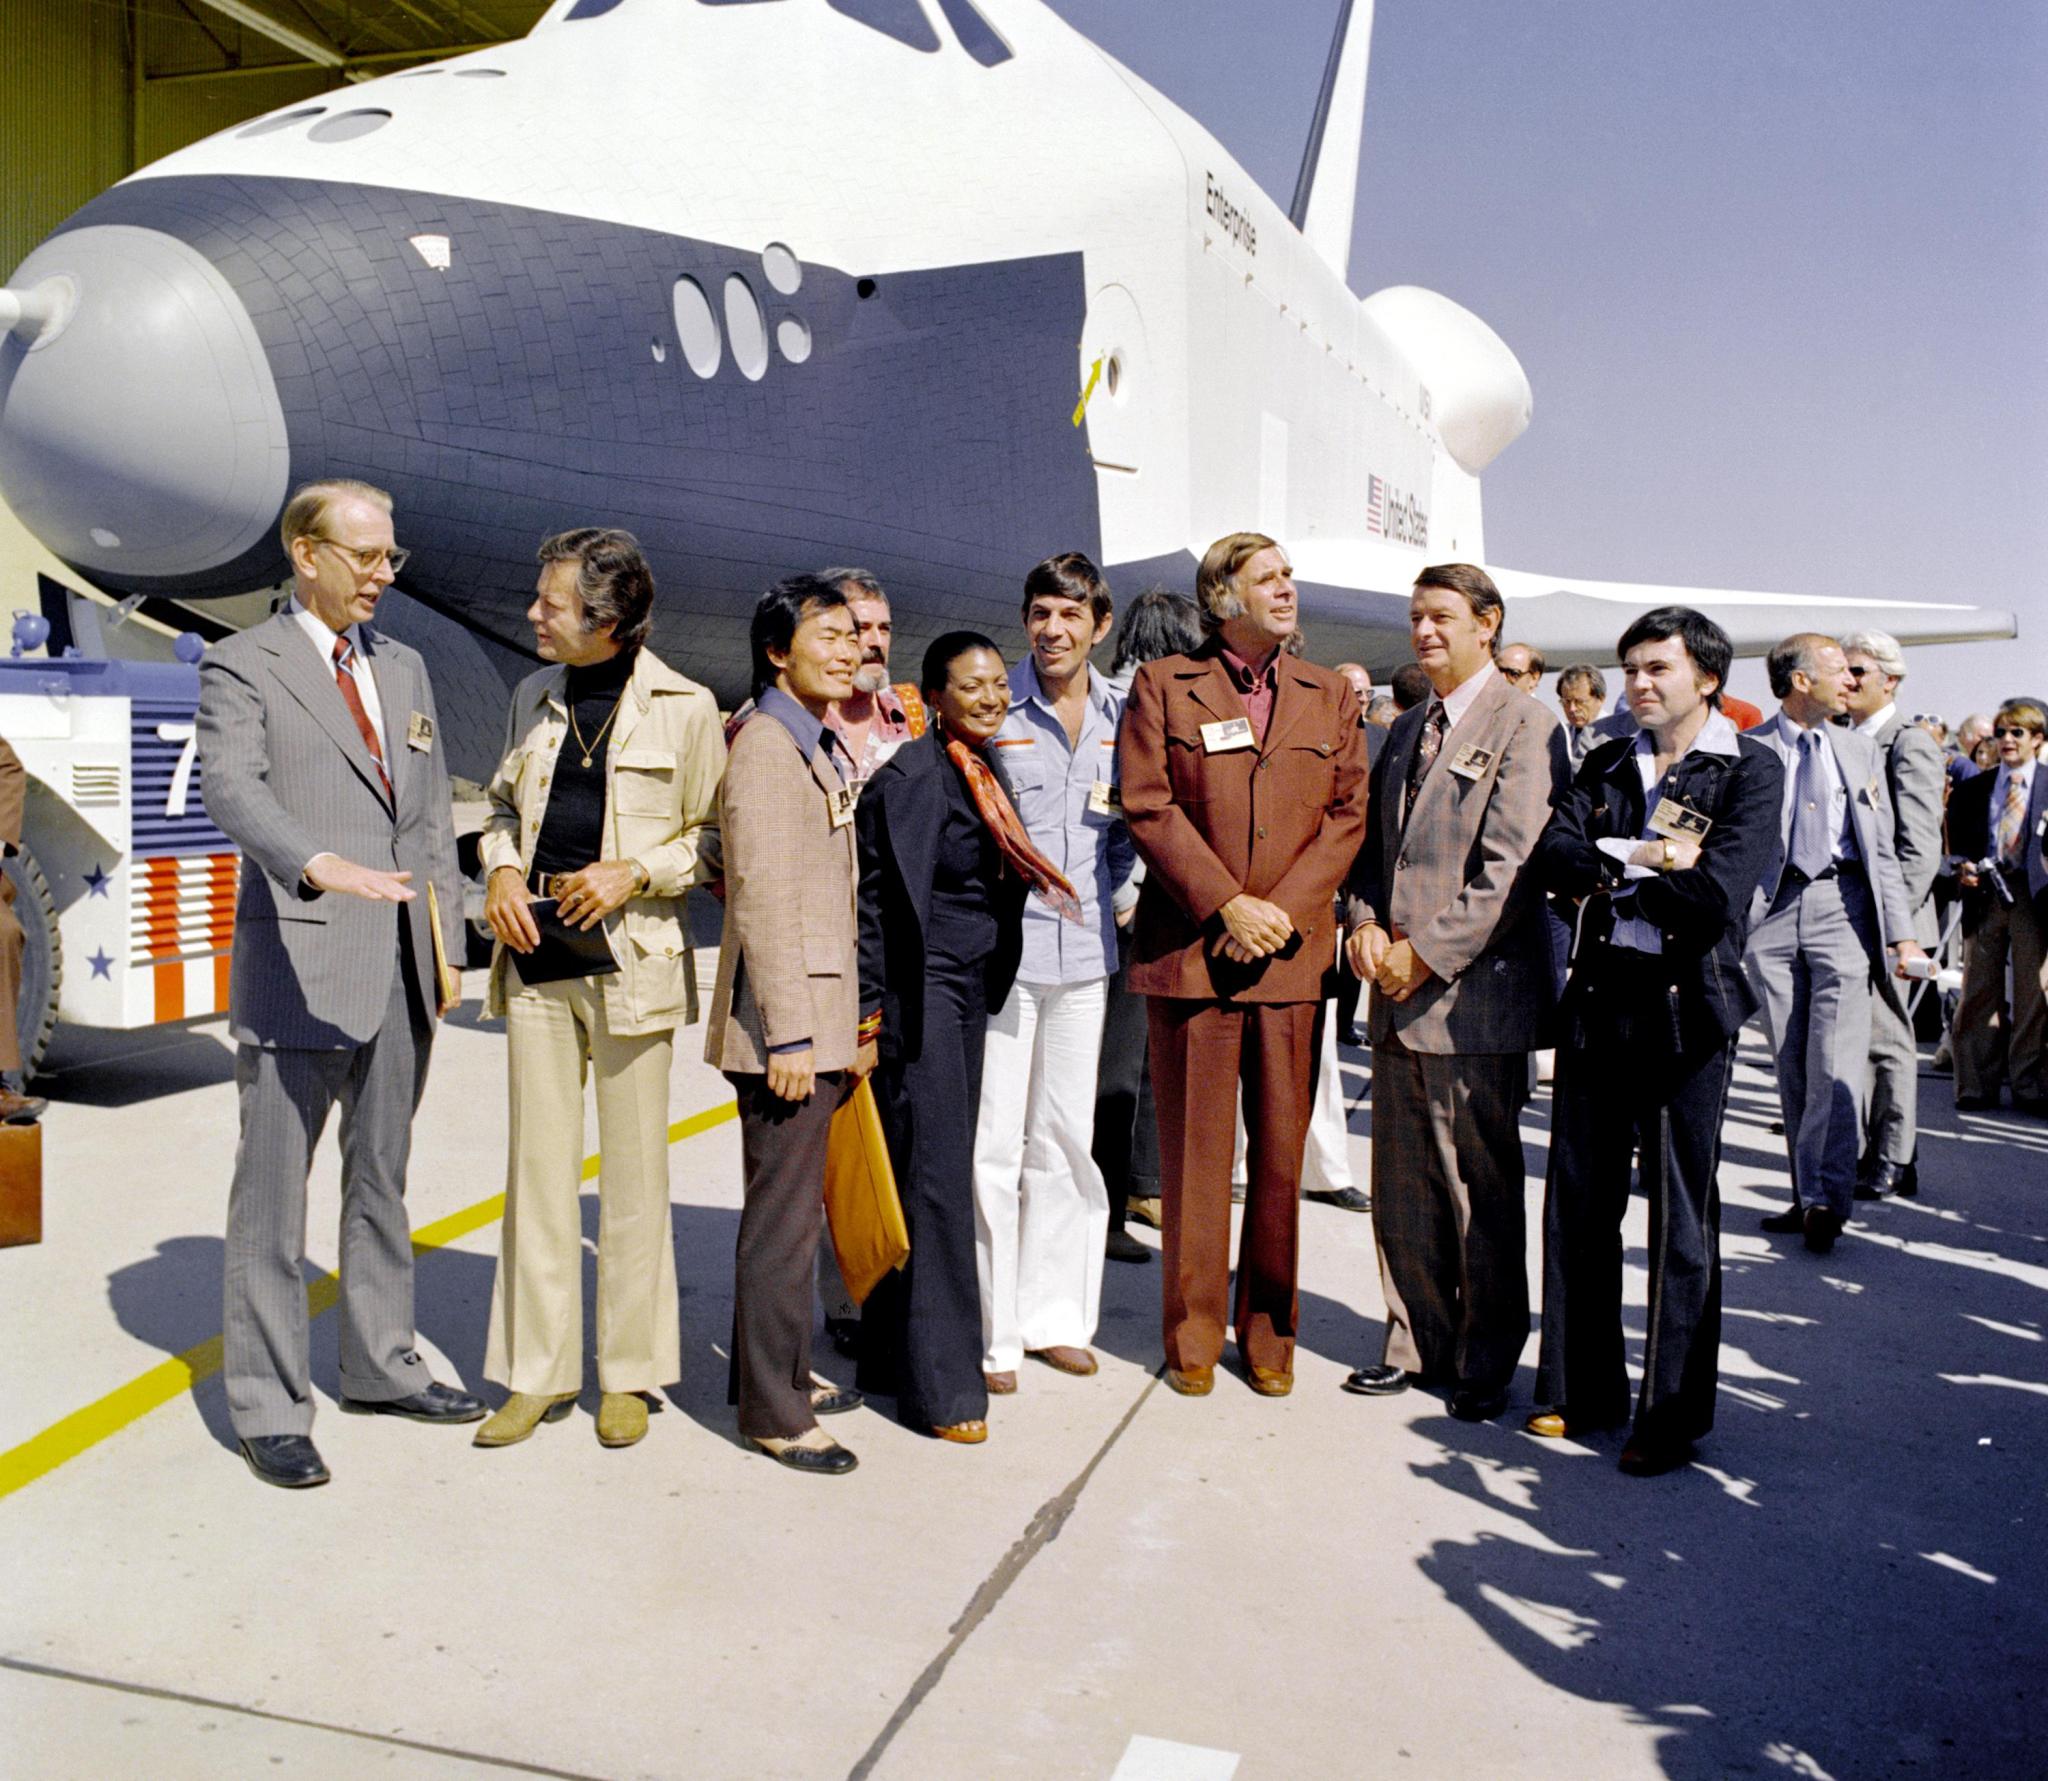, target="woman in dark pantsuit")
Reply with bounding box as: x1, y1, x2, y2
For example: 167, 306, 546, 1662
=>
855, 632, 1071, 1441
